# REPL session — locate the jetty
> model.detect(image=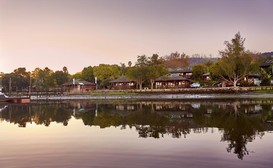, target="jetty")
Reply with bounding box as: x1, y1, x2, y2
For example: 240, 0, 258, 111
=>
0, 97, 30, 103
